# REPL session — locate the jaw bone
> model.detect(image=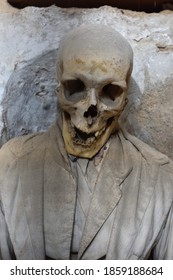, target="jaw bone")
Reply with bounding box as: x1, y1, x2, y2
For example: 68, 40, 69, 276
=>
62, 113, 116, 158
